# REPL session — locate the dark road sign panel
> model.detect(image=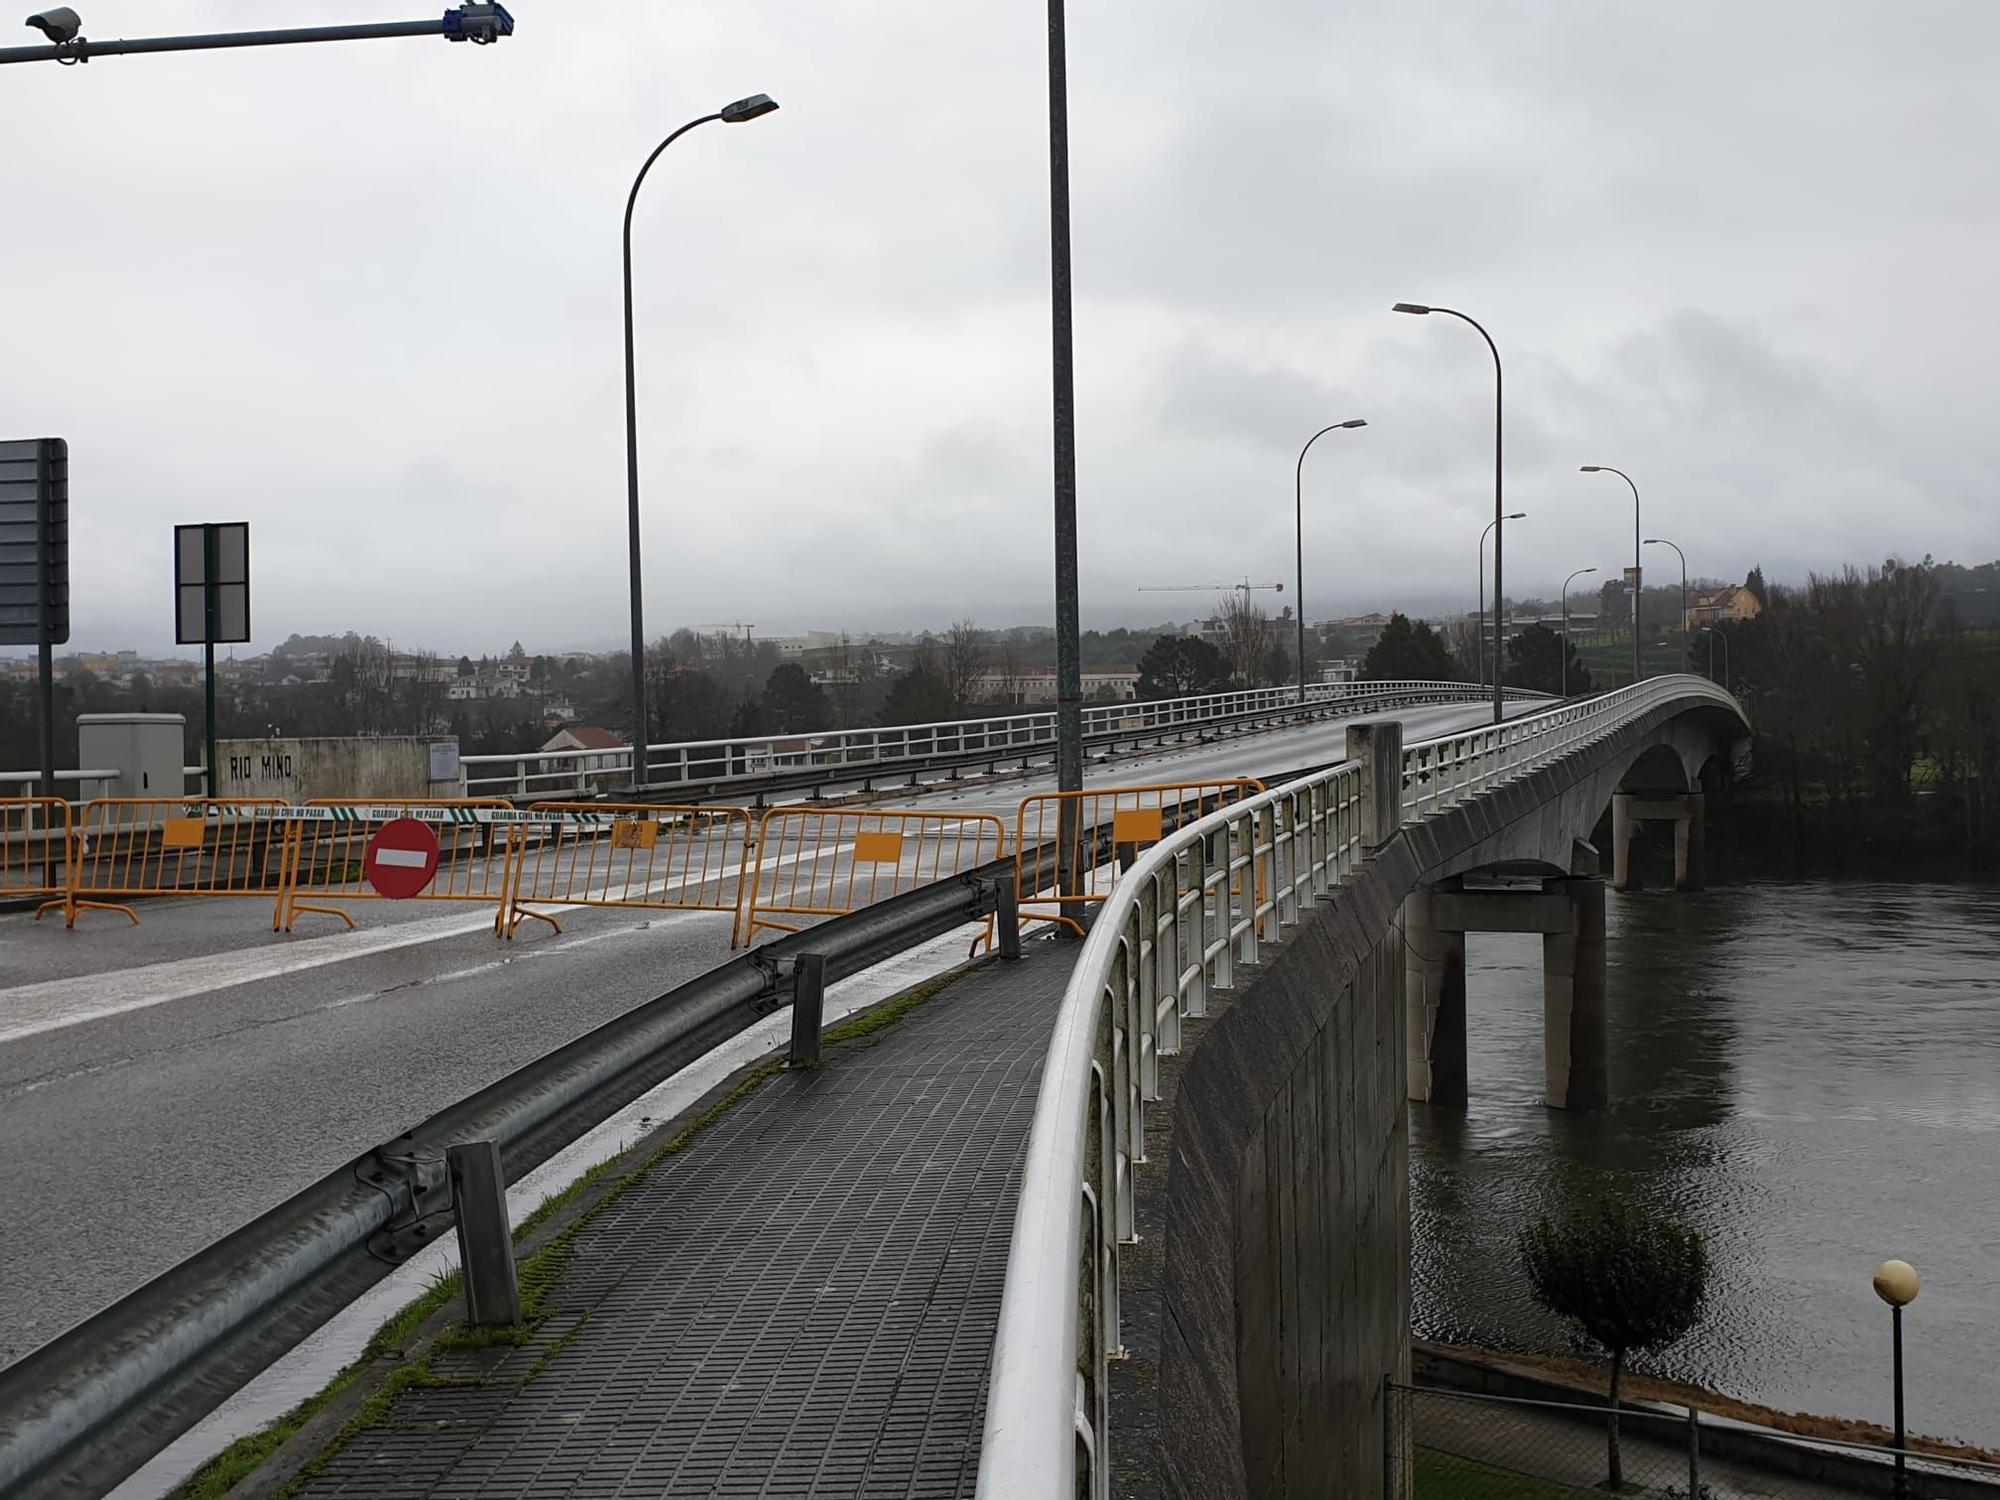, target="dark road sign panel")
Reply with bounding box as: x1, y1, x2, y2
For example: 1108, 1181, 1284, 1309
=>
0, 437, 68, 646
175, 522, 250, 644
